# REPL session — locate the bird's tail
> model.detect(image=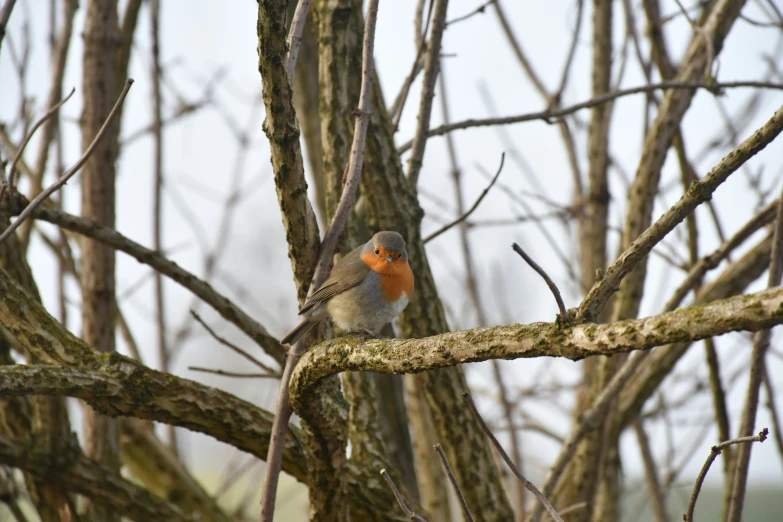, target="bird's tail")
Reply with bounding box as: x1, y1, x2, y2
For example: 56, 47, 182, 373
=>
281, 318, 319, 346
